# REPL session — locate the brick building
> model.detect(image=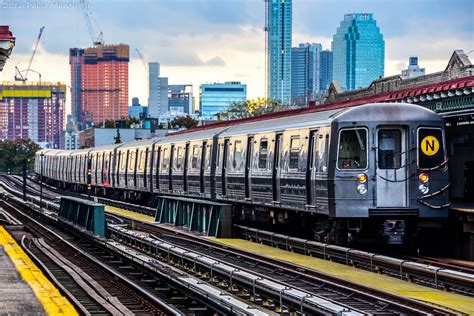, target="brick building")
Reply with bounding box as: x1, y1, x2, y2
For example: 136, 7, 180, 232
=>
70, 44, 129, 126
